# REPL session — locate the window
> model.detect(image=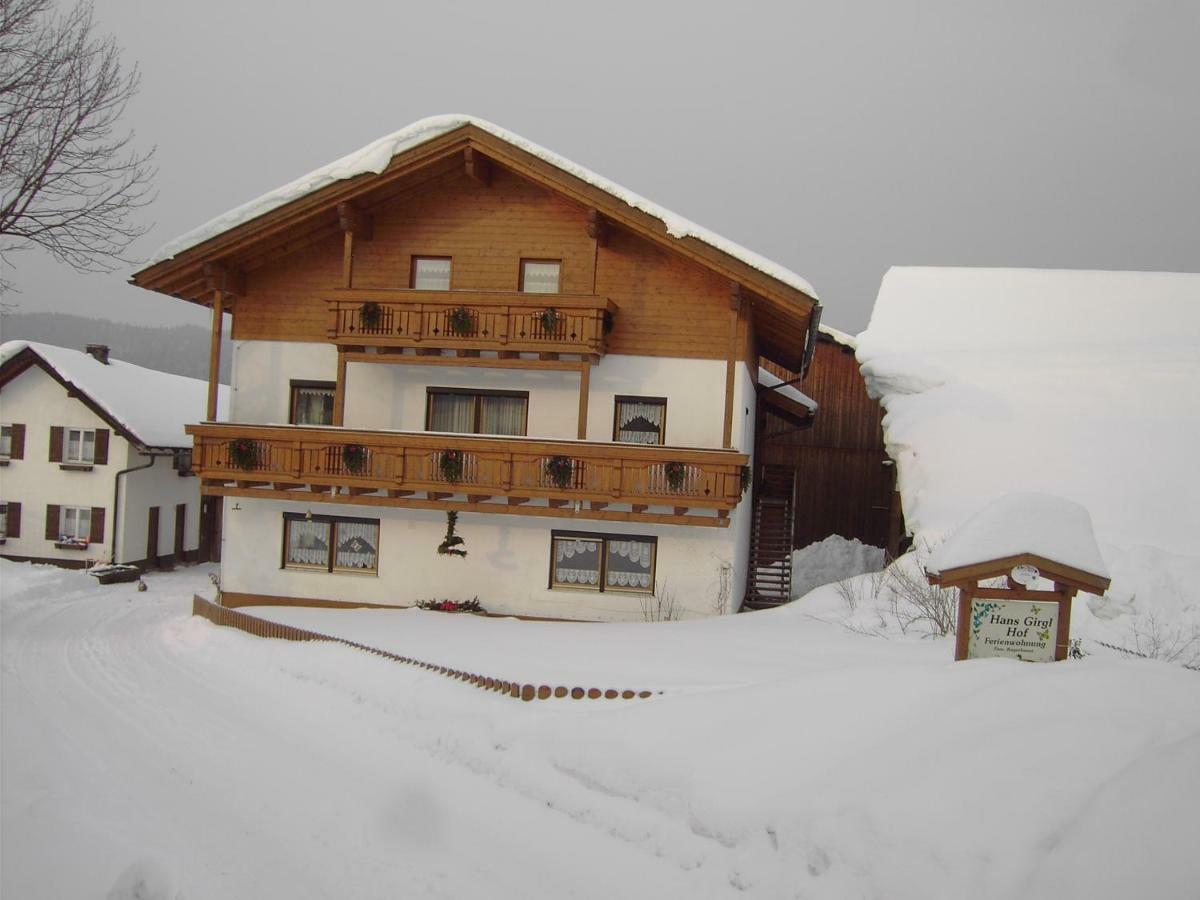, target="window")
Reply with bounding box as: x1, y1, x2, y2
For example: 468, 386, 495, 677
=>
65, 428, 95, 463
0, 424, 11, 457
426, 388, 528, 436
283, 513, 379, 574
60, 506, 92, 542
614, 397, 667, 445
550, 531, 656, 593
0, 502, 7, 536
520, 259, 560, 294
290, 381, 335, 426
411, 256, 452, 290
